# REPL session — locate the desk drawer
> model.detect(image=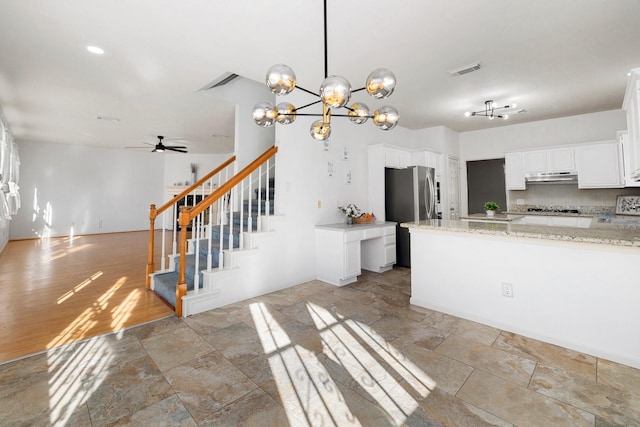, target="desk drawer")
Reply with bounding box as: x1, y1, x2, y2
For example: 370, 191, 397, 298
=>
344, 230, 364, 243
363, 228, 383, 239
